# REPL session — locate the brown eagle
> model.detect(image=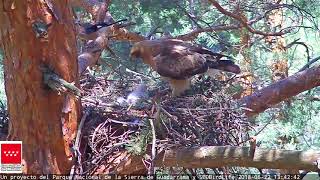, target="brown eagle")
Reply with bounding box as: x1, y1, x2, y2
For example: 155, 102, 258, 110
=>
130, 39, 241, 96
